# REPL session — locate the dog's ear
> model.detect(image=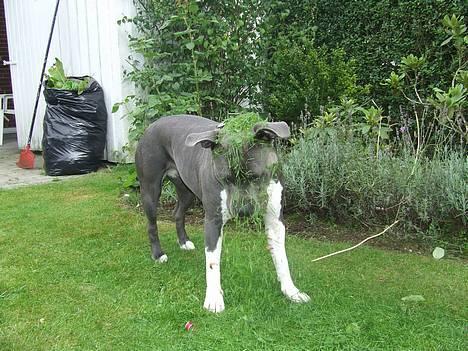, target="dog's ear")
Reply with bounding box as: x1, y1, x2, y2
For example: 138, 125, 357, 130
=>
185, 129, 218, 148
253, 122, 290, 140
